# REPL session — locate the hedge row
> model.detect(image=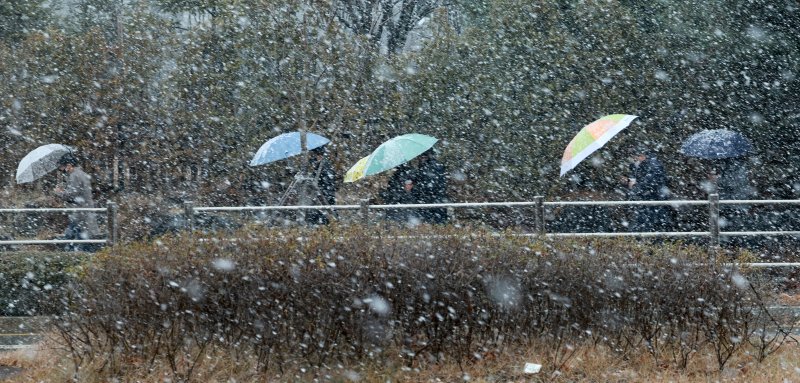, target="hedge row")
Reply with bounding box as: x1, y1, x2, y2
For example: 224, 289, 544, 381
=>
52, 226, 788, 380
